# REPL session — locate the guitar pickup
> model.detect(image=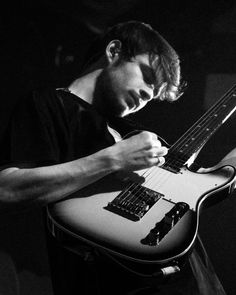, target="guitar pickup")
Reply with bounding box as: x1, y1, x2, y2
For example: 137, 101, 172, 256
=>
104, 182, 163, 221
141, 202, 189, 246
